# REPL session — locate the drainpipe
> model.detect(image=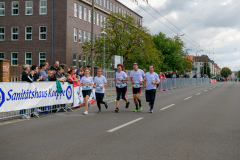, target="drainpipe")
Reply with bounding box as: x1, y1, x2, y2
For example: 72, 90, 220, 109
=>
51, 0, 54, 65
